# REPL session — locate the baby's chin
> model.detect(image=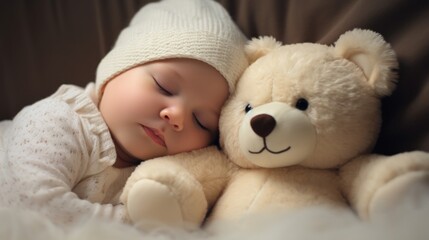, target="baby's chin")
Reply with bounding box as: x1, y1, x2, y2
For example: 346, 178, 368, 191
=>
109, 136, 141, 167
111, 126, 170, 161
121, 139, 168, 161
